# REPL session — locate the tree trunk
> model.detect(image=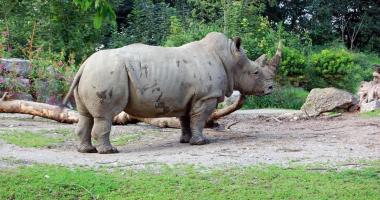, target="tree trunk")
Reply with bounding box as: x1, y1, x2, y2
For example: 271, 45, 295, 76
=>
0, 92, 245, 129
